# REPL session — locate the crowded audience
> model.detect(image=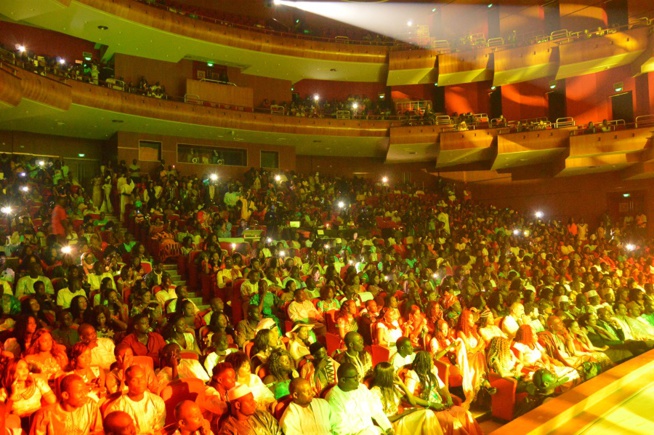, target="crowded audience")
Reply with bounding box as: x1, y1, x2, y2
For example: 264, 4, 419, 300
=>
0, 150, 653, 434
